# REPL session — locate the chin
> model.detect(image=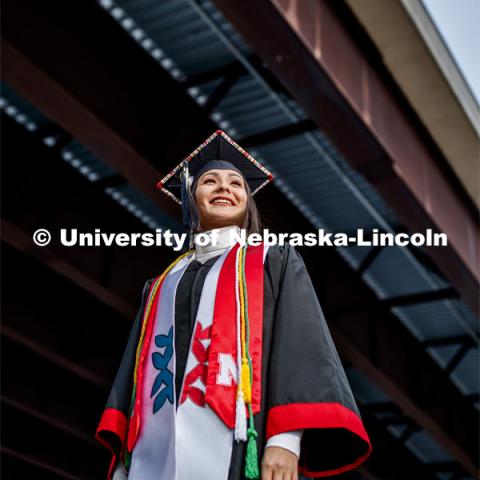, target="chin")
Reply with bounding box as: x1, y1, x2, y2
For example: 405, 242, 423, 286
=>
205, 212, 242, 228
212, 216, 239, 226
